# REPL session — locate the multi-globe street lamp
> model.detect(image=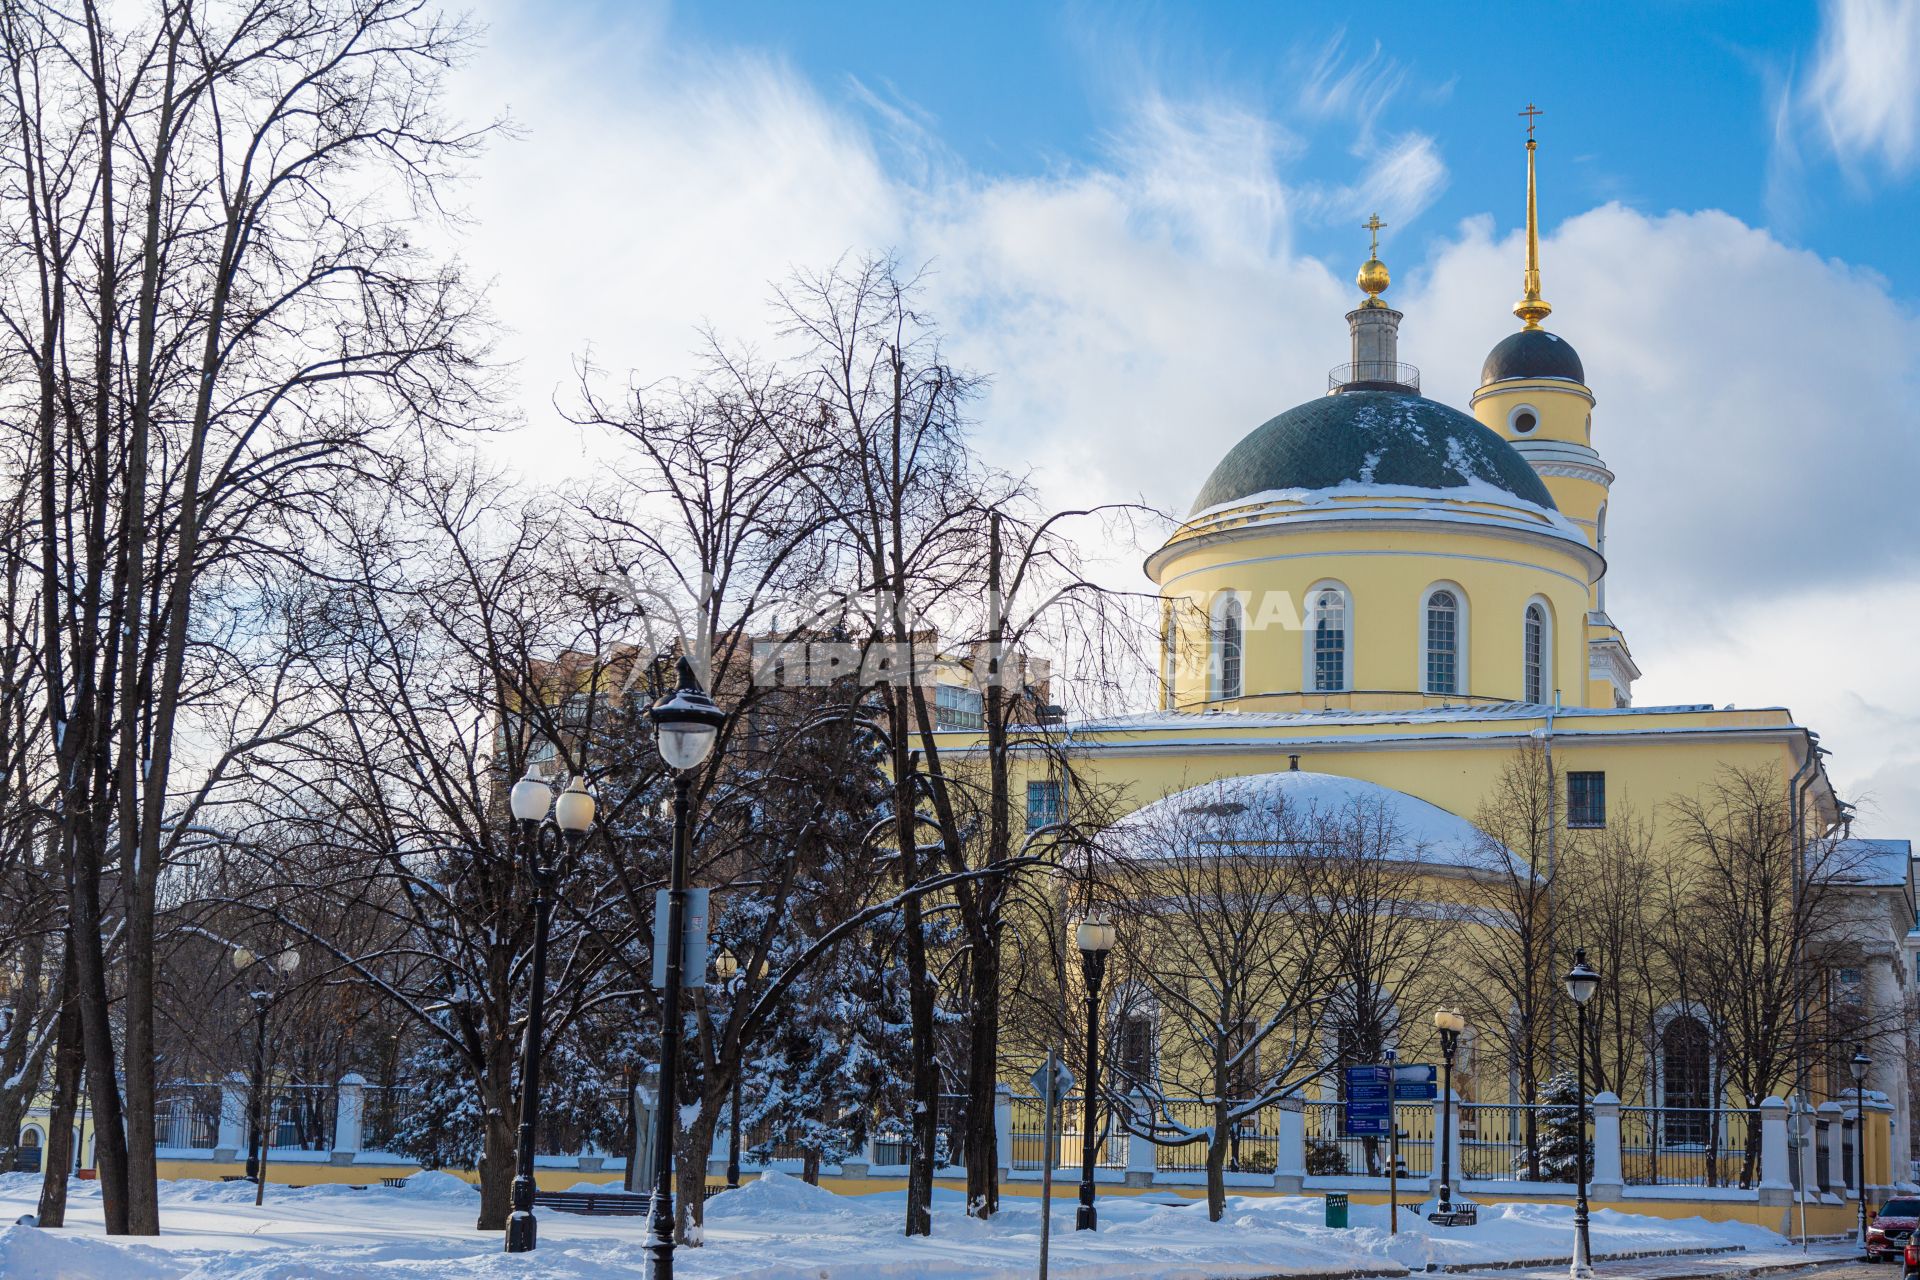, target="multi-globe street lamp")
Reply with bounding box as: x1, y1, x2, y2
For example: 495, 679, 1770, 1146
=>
1073, 913, 1115, 1231
1432, 1008, 1465, 1219
230, 944, 301, 1207
1852, 1048, 1872, 1253
1564, 949, 1601, 1280
503, 771, 597, 1253
643, 657, 727, 1280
